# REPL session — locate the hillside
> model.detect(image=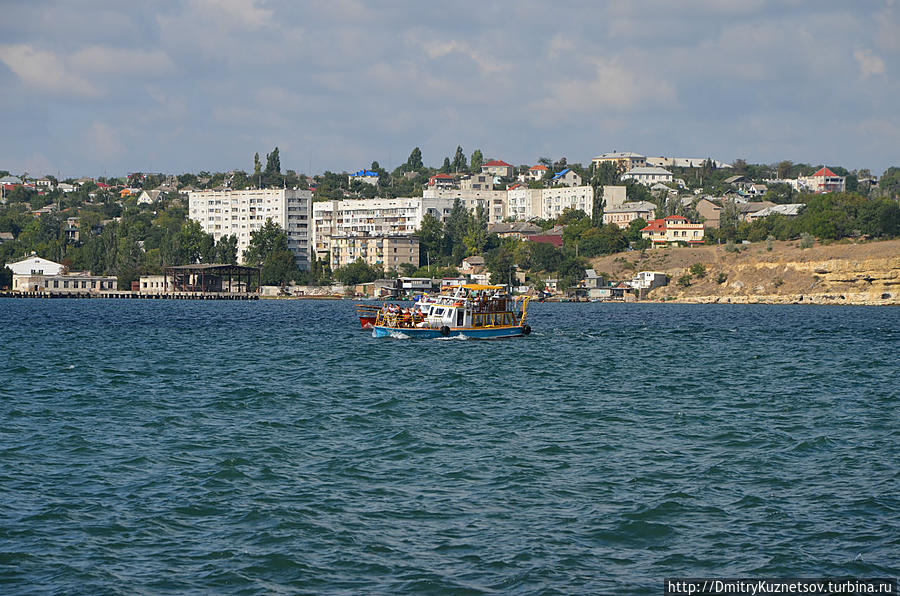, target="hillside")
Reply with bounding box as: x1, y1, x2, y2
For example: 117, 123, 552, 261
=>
588, 238, 900, 305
